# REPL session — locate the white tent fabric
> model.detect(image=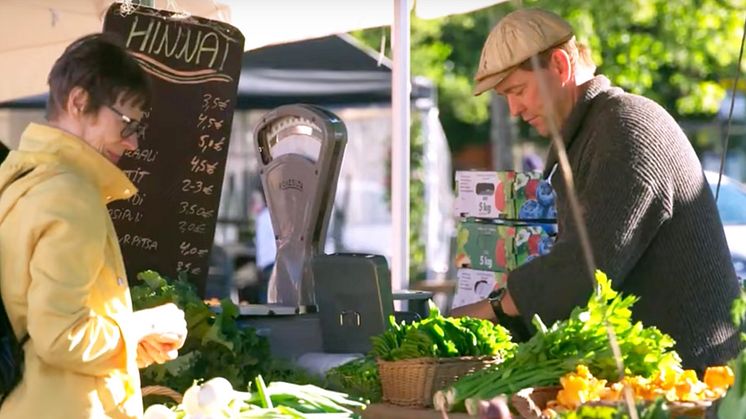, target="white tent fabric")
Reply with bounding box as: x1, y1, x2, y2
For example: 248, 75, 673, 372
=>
0, 0, 507, 292
225, 0, 506, 50
0, 0, 230, 103
0, 0, 505, 103
422, 103, 456, 278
